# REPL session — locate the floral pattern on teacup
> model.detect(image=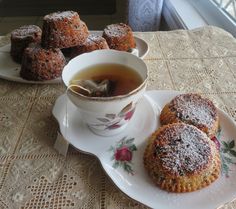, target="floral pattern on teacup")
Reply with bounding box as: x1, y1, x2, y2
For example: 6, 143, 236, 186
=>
108, 137, 137, 175
89, 102, 136, 130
